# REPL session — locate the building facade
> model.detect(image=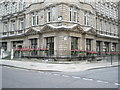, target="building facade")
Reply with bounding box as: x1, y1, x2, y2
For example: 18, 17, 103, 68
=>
0, 0, 119, 58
